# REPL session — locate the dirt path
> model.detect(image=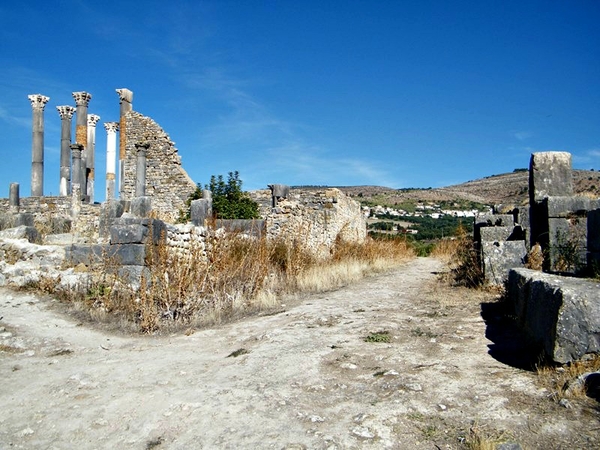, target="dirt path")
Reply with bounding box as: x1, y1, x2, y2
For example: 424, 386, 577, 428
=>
0, 258, 598, 449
